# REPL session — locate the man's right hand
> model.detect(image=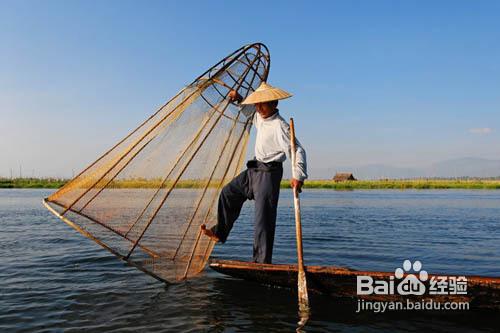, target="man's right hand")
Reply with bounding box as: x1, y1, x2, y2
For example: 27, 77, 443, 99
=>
228, 90, 243, 103
291, 178, 303, 193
